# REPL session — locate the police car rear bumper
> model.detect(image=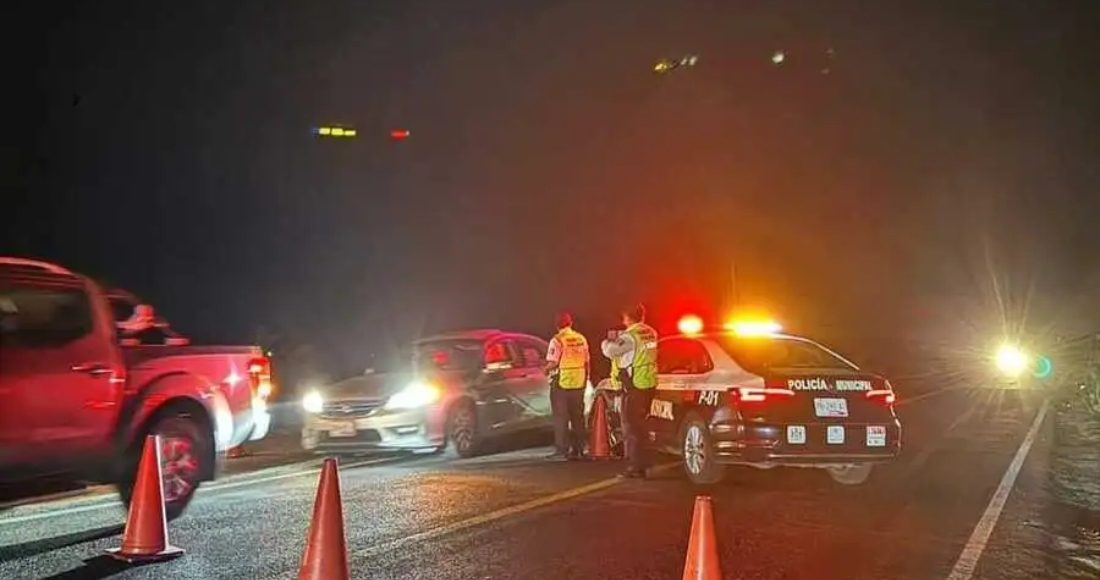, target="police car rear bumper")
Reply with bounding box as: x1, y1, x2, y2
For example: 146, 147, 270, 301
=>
709, 422, 901, 466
